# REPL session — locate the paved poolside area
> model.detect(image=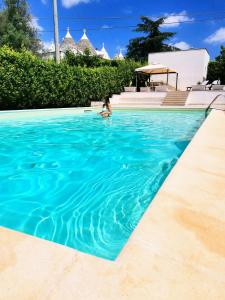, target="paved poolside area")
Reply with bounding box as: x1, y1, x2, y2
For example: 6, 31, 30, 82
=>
105, 90, 225, 109
0, 109, 225, 300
